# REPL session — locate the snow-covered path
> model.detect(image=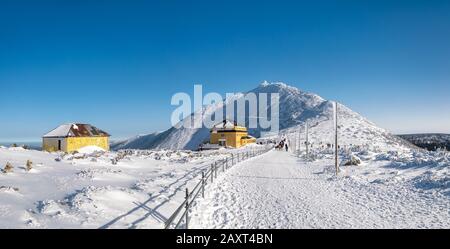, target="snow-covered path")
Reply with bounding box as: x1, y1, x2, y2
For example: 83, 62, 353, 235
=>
191, 150, 450, 228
